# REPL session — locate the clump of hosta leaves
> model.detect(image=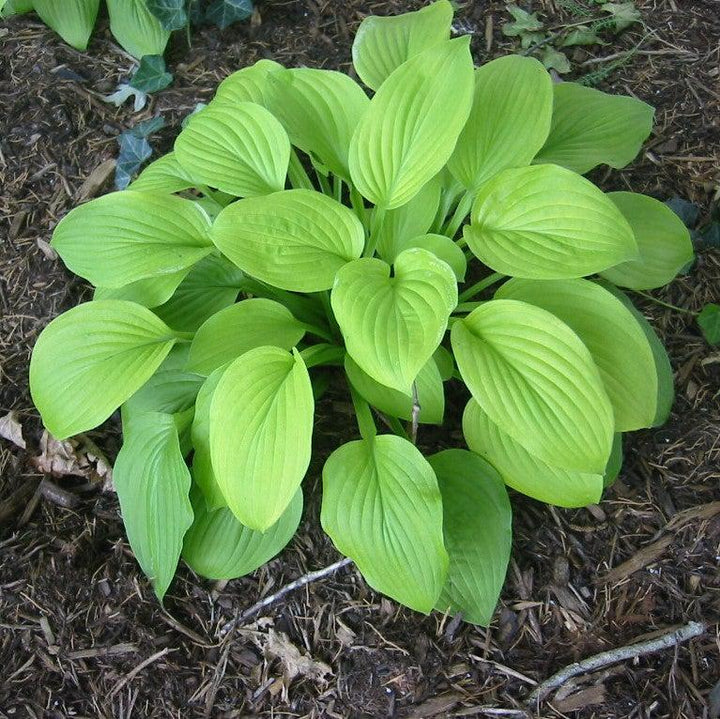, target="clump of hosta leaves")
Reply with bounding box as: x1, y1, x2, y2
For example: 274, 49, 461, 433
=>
30, 0, 693, 623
